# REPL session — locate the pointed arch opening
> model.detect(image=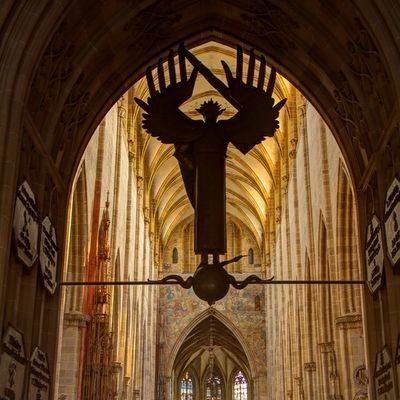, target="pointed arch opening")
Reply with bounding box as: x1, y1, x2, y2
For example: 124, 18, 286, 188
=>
55, 30, 368, 400
171, 311, 253, 400
336, 161, 361, 314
